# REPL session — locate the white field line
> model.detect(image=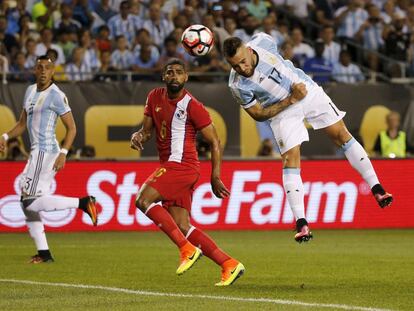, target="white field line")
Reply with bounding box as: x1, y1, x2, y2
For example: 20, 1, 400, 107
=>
0, 279, 394, 311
